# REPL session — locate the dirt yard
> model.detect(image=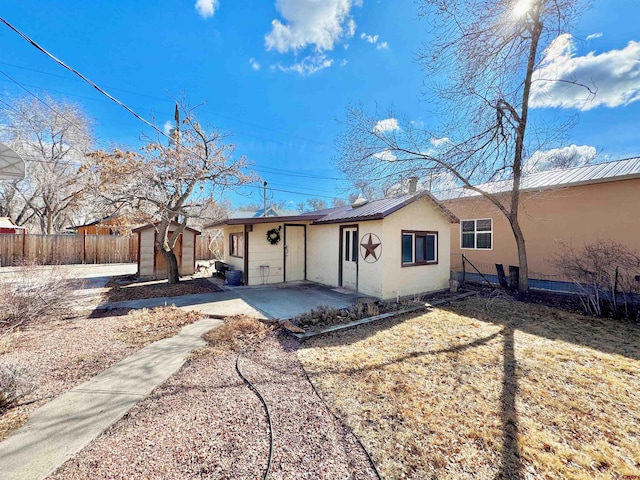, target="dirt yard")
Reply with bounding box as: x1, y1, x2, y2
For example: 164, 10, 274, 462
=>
298, 295, 640, 479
